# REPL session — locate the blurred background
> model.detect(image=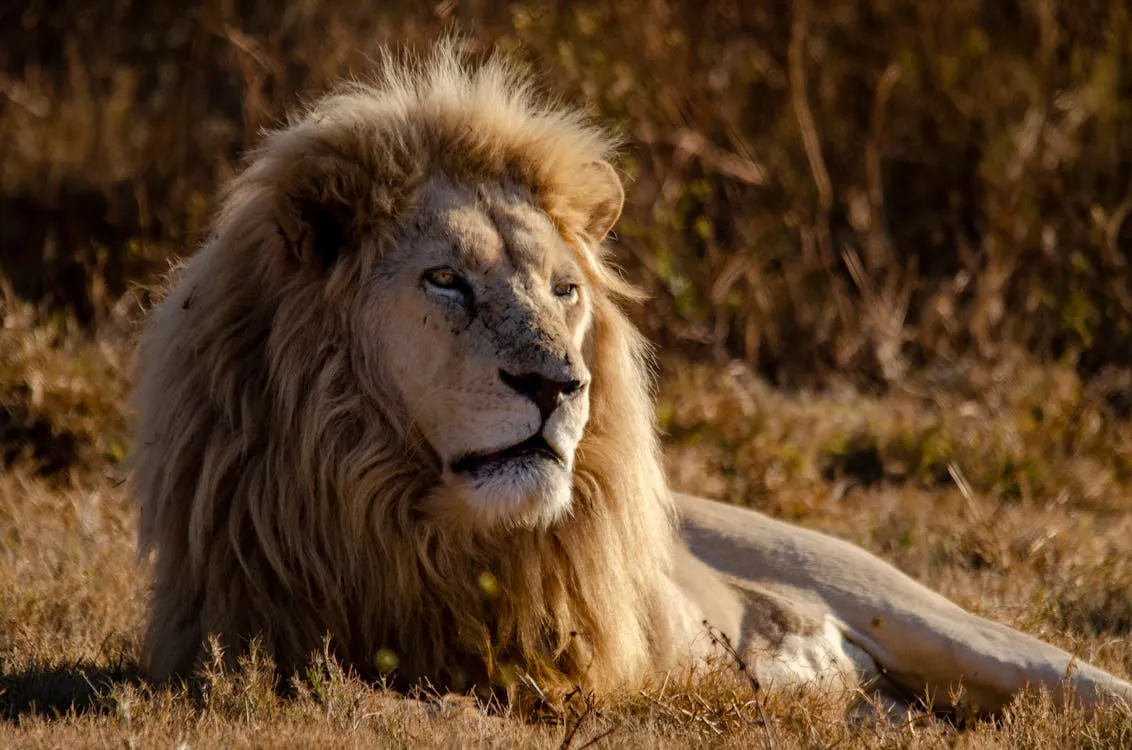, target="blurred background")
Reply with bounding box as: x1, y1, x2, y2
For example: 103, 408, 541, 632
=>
3, 0, 1130, 384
